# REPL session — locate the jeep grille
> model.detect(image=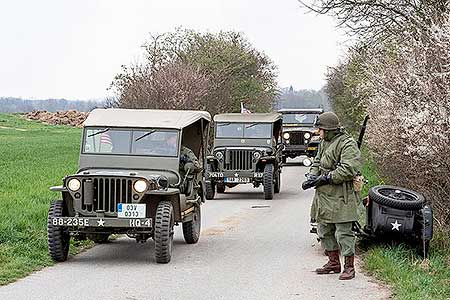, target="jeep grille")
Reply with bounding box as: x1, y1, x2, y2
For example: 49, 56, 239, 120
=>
81, 177, 134, 214
224, 149, 253, 171
289, 132, 305, 145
